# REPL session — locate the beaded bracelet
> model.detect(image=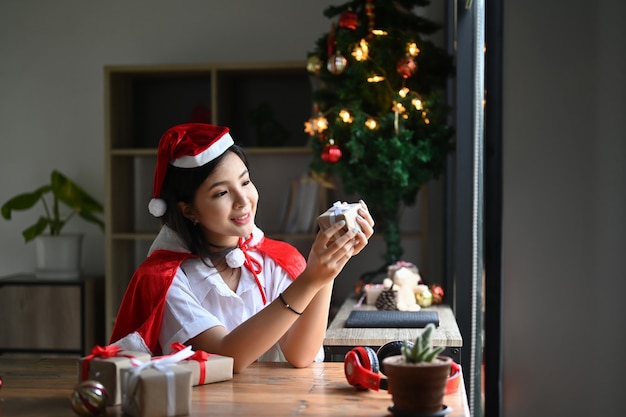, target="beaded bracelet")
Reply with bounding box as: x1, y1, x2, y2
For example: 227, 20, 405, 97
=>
278, 292, 303, 315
